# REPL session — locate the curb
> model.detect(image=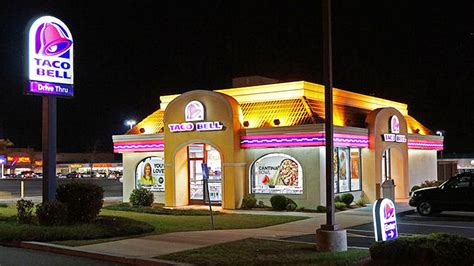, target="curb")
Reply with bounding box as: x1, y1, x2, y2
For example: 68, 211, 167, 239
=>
0, 241, 189, 266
